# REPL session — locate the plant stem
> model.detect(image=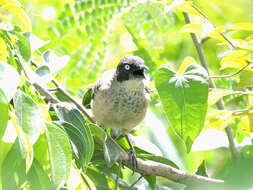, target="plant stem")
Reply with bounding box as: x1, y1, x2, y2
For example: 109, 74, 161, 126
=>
183, 13, 239, 159
209, 62, 251, 79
